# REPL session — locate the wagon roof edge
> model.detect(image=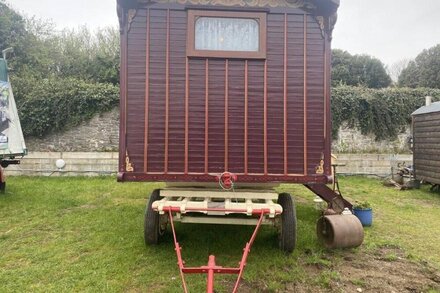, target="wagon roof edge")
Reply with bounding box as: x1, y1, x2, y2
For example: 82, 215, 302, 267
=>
117, 0, 339, 36
117, 0, 339, 14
